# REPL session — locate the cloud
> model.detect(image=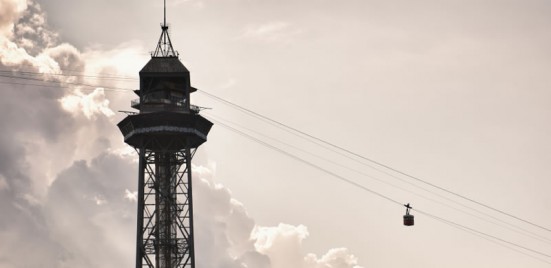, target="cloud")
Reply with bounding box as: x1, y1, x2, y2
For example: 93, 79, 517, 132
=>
193, 165, 364, 268
0, 1, 365, 267
124, 189, 138, 202
305, 248, 362, 268
0, 0, 27, 37
0, 145, 365, 267
169, 0, 206, 9
12, 0, 58, 54
44, 153, 137, 267
41, 43, 83, 73
217, 77, 237, 90
0, 2, 132, 266
241, 21, 303, 44
252, 224, 364, 268
60, 88, 115, 119
81, 41, 148, 79
253, 224, 309, 268
0, 36, 61, 73
0, 174, 9, 191
0, 0, 61, 70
